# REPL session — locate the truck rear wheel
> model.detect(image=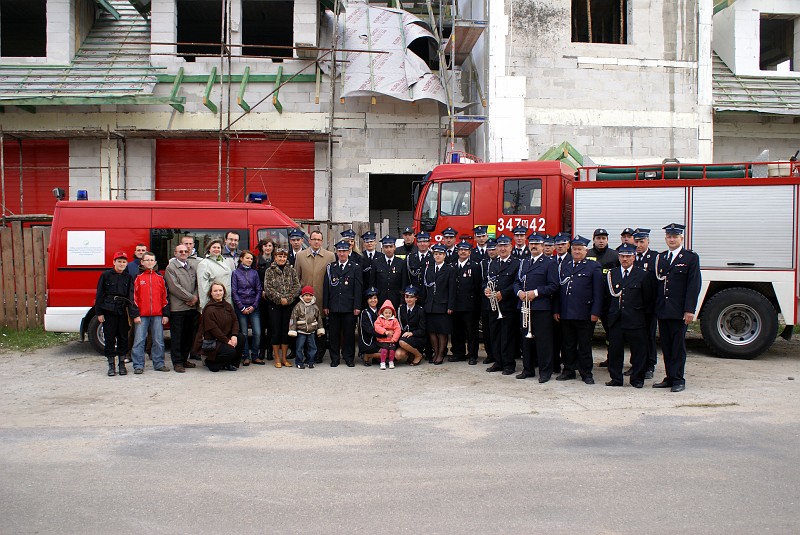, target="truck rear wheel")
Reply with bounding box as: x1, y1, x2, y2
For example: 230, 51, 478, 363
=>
700, 288, 778, 360
87, 316, 105, 355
